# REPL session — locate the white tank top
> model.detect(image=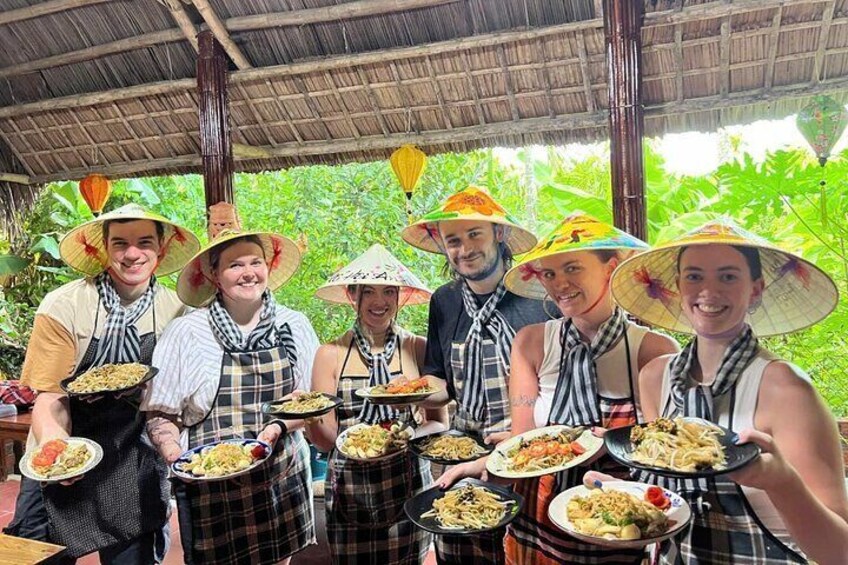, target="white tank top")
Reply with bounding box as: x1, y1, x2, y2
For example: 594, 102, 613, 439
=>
658, 348, 803, 537
533, 319, 648, 428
